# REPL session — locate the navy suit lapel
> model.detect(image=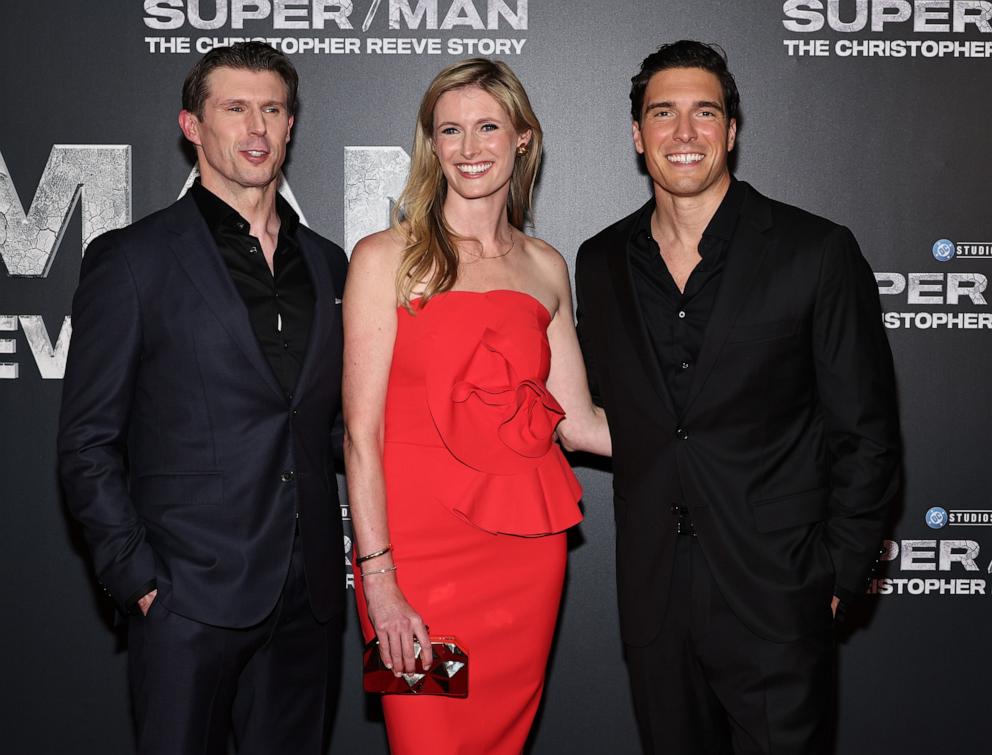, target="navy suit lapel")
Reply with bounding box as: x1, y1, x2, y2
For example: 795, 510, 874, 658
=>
292, 234, 336, 403
608, 200, 678, 420
682, 184, 773, 419
166, 196, 286, 400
